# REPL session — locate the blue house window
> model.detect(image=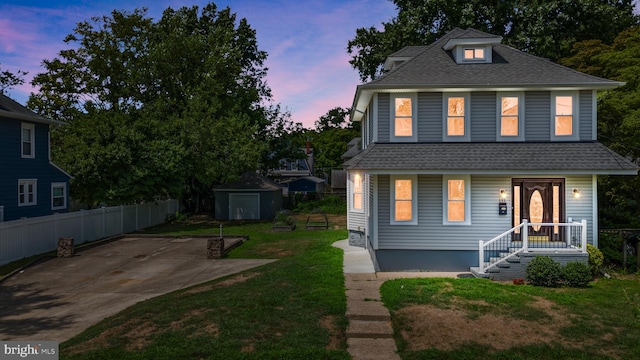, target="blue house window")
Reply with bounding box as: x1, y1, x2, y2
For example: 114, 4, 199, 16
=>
18, 179, 37, 206
21, 123, 35, 158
